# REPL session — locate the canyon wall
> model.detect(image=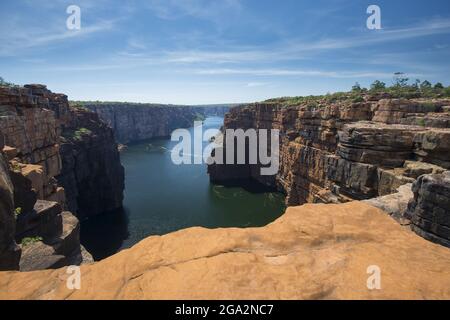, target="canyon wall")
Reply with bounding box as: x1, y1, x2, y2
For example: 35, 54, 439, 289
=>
57, 108, 124, 220
84, 103, 232, 143
208, 95, 450, 247
0, 84, 124, 270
